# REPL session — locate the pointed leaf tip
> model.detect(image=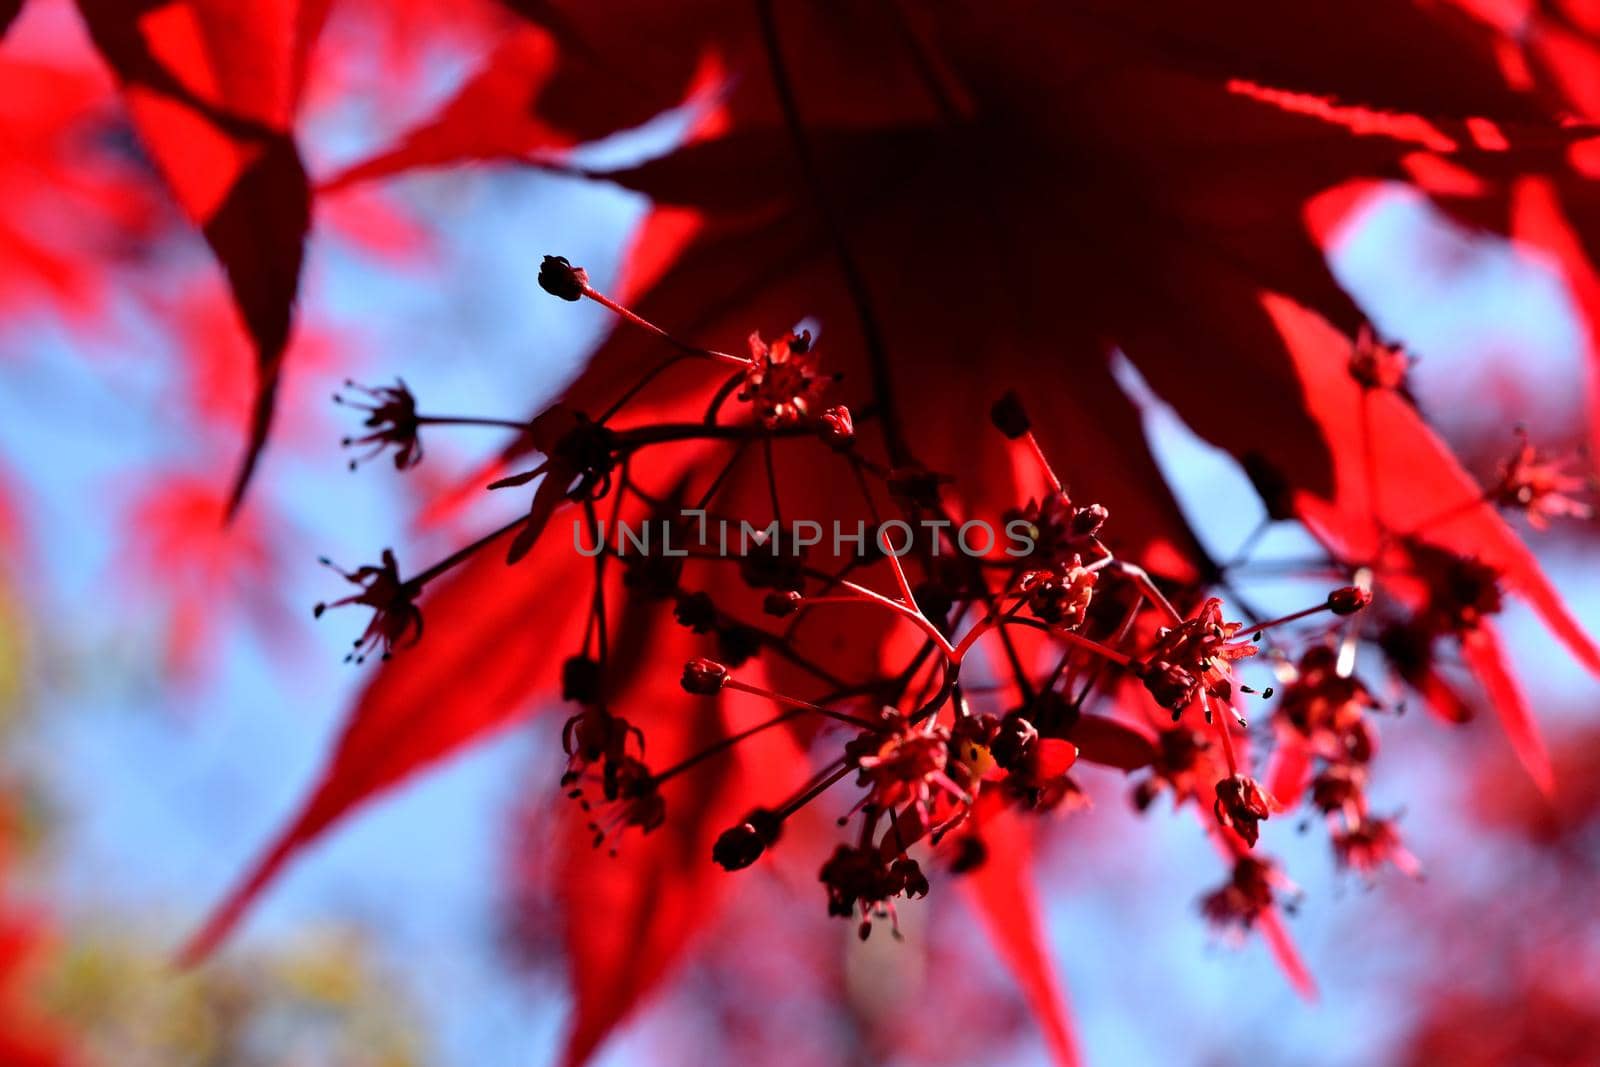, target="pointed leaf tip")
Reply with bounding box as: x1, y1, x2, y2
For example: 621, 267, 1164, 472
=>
961, 794, 1081, 1067
1260, 908, 1319, 1002
1461, 622, 1556, 799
